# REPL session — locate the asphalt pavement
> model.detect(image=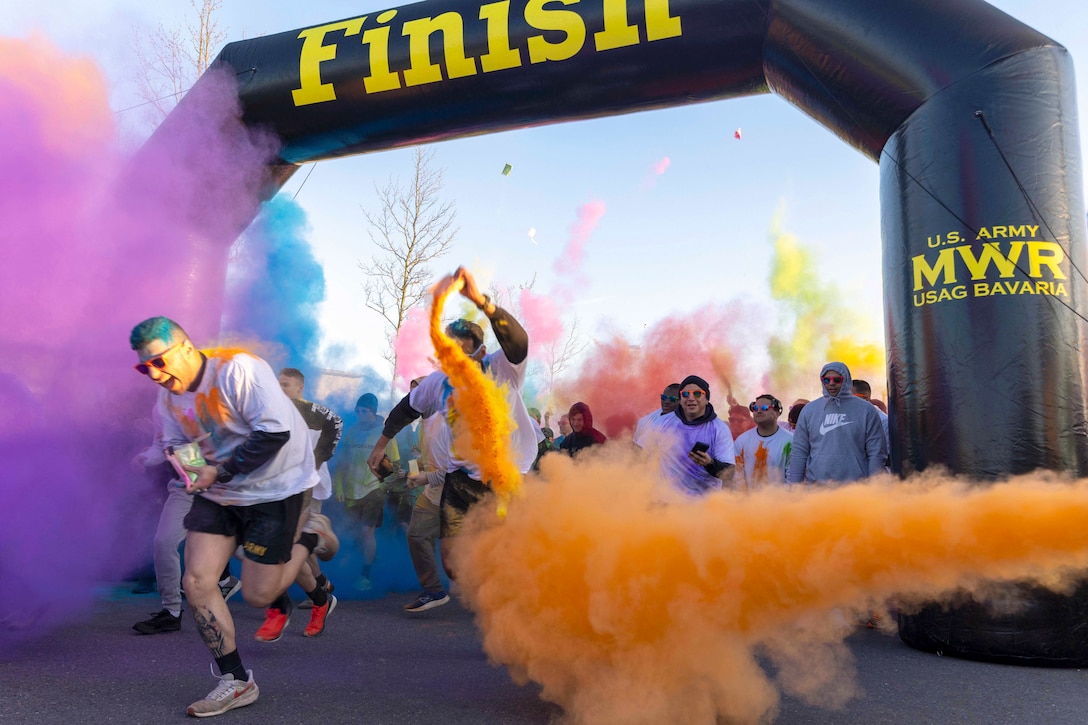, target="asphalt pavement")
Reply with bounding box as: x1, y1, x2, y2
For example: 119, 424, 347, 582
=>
2, 589, 1087, 724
